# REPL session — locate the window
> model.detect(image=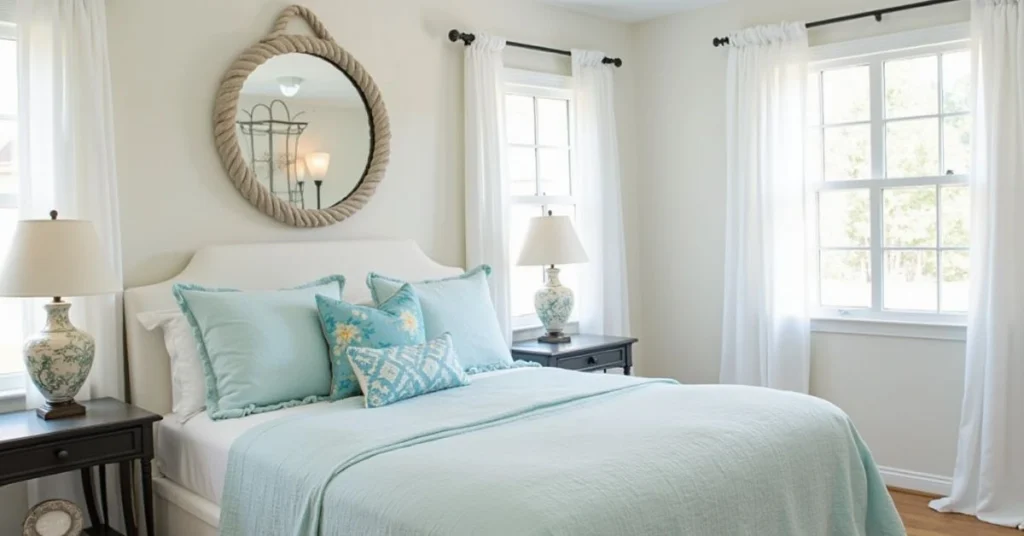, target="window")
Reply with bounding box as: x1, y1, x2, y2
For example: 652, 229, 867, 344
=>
504, 69, 577, 329
808, 27, 970, 323
0, 21, 21, 391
